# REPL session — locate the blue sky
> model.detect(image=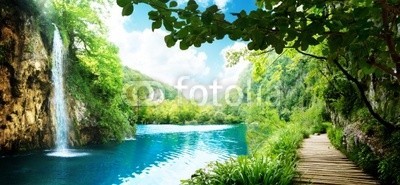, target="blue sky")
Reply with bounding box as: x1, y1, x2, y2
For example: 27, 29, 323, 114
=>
107, 1, 257, 91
